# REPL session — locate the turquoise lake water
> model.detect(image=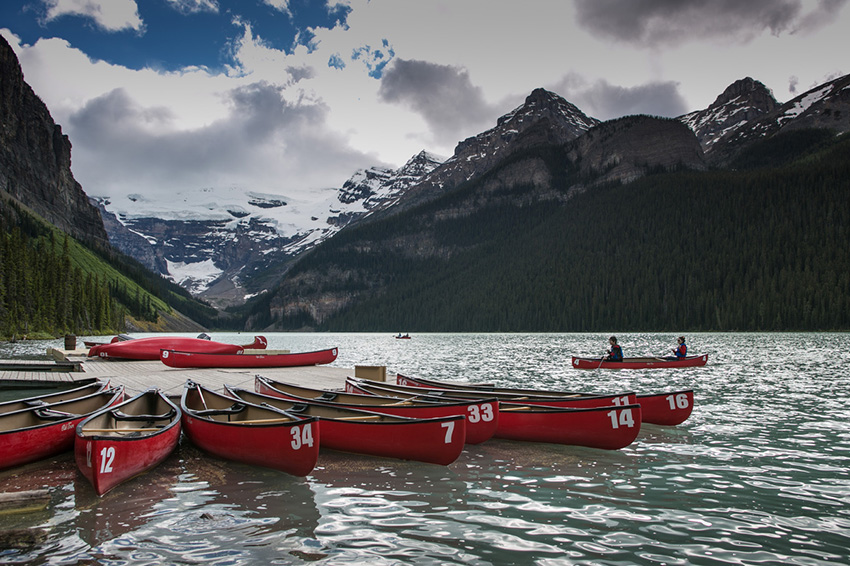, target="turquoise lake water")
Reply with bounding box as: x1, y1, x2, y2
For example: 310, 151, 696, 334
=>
1, 332, 849, 565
